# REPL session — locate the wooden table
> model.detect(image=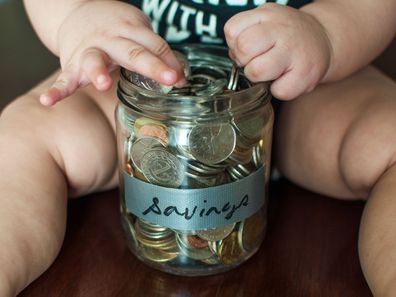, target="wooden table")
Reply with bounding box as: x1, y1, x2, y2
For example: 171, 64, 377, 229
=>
19, 179, 372, 296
